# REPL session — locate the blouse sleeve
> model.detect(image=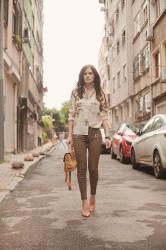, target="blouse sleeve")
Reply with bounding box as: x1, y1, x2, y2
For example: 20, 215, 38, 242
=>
100, 90, 108, 121
68, 90, 76, 121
